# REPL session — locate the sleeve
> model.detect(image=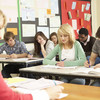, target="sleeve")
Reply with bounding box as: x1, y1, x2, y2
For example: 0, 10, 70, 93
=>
64, 41, 86, 66
43, 45, 59, 65
20, 42, 29, 54
92, 40, 98, 54
0, 44, 5, 54
46, 40, 54, 55
0, 72, 33, 100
